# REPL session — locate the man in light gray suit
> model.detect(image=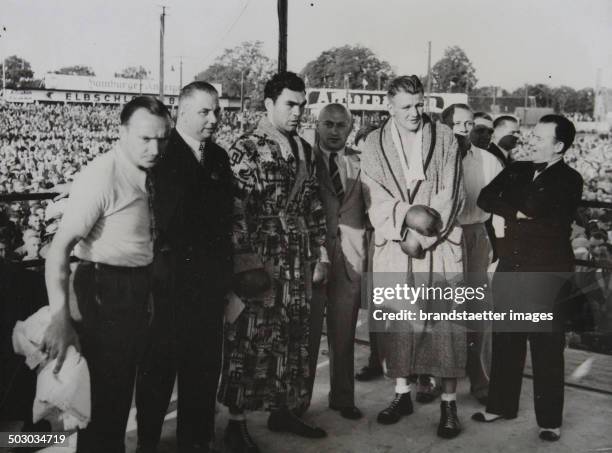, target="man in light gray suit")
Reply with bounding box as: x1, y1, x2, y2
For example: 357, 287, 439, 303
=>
308, 103, 369, 420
